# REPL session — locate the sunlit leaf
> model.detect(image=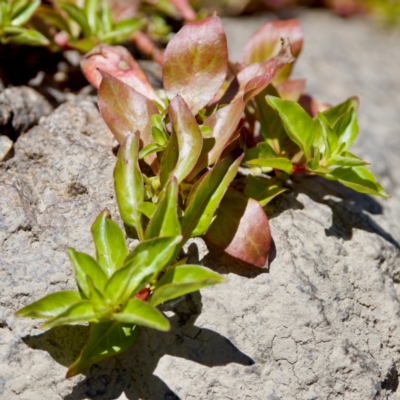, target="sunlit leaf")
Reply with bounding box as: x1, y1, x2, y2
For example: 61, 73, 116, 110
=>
168, 95, 203, 183
137, 202, 157, 219
84, 0, 98, 33
15, 291, 81, 319
205, 188, 271, 267
159, 129, 179, 188
98, 73, 159, 168
67, 322, 138, 377
322, 96, 359, 127
113, 299, 170, 331
42, 301, 98, 329
145, 178, 181, 239
58, 2, 91, 37
163, 17, 228, 115
68, 249, 108, 298
114, 133, 144, 239
81, 45, 162, 105
10, 0, 40, 26
91, 209, 127, 276
246, 157, 293, 174
242, 19, 303, 84
7, 29, 50, 46
320, 166, 388, 198
151, 265, 224, 307
190, 154, 243, 237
